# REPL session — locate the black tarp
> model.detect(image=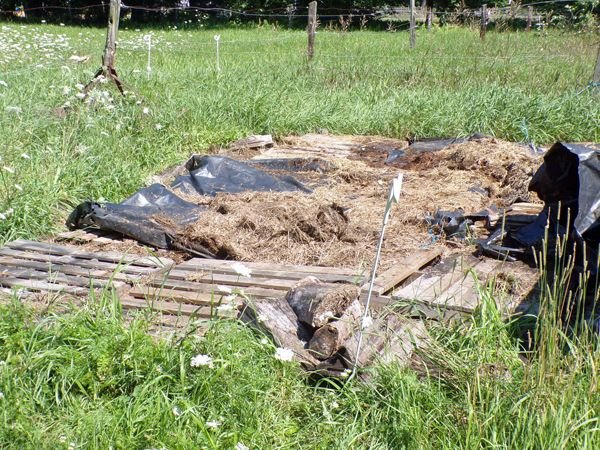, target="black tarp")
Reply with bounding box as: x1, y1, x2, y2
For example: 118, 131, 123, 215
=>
68, 156, 310, 255
504, 143, 600, 272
